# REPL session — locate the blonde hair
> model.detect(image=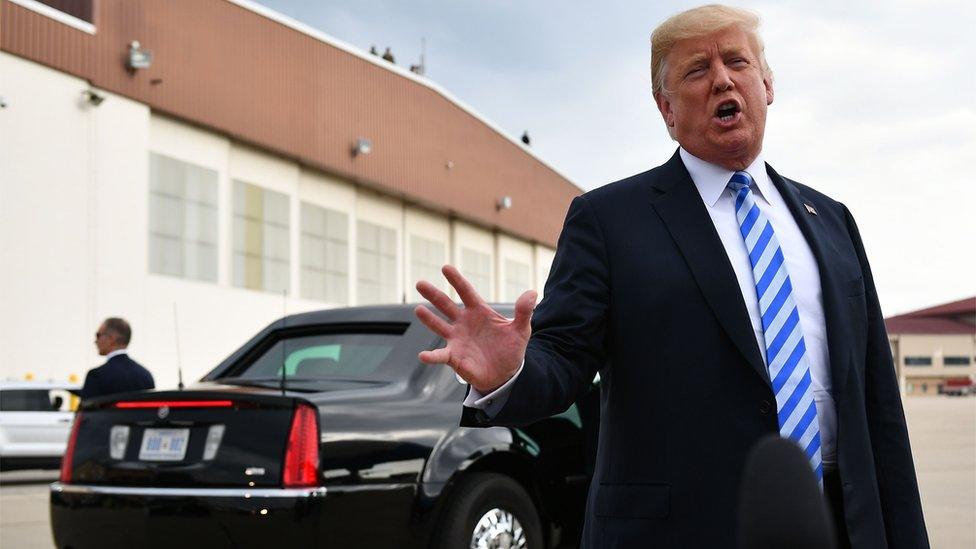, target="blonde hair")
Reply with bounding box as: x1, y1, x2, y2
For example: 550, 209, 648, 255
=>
650, 4, 771, 98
